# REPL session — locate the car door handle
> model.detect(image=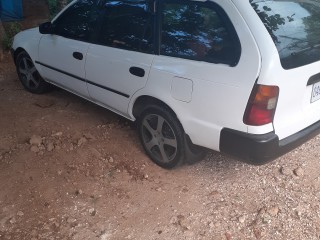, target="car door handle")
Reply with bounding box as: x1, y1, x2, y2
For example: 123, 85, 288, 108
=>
129, 67, 145, 77
73, 52, 83, 60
